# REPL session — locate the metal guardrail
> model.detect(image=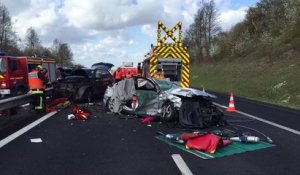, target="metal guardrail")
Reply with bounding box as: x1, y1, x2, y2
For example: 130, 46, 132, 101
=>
0, 88, 53, 111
